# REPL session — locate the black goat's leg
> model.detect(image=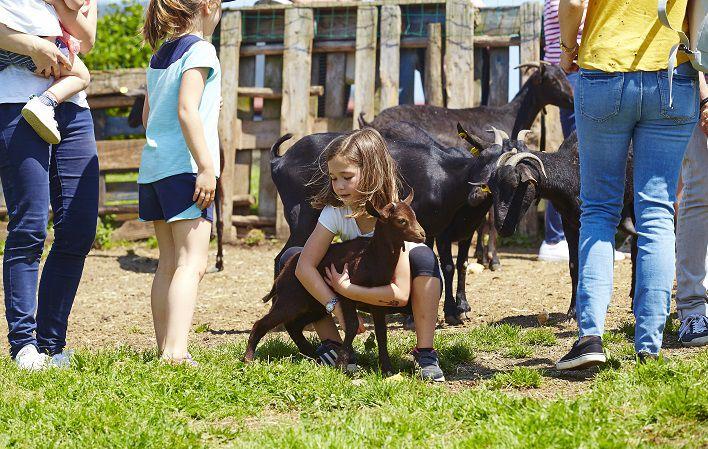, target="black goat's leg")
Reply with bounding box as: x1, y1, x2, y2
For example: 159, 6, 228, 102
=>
284, 312, 322, 359
487, 208, 501, 271
335, 300, 360, 371
564, 224, 580, 320
244, 303, 292, 362
630, 235, 638, 311
455, 237, 472, 315
475, 222, 488, 266
371, 310, 393, 375
212, 177, 225, 273
437, 237, 462, 325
